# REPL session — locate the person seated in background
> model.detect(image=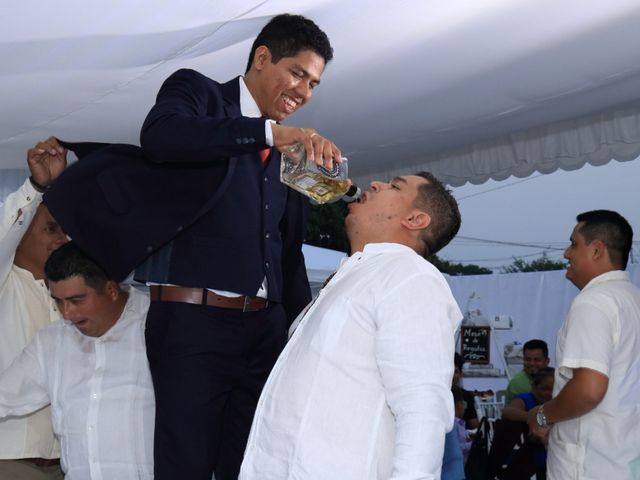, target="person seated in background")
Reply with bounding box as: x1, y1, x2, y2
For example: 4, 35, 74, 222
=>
505, 339, 550, 402
0, 242, 154, 480
503, 367, 555, 422
452, 385, 473, 462
454, 352, 480, 429
489, 367, 555, 480
0, 137, 68, 479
